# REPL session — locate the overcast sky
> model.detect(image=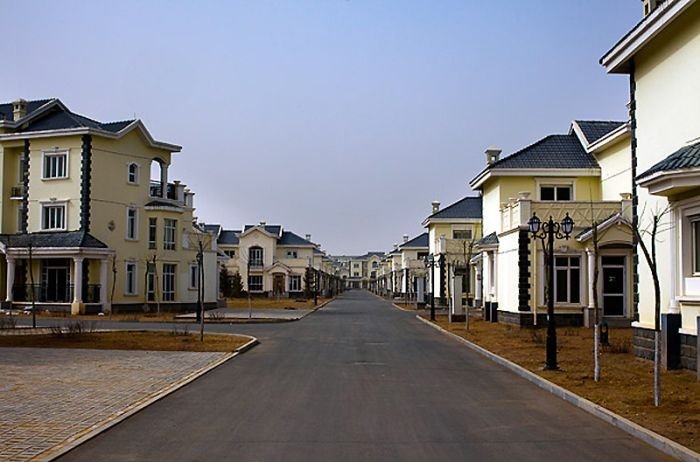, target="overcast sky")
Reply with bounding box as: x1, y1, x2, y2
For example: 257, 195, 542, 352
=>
2, 1, 639, 255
